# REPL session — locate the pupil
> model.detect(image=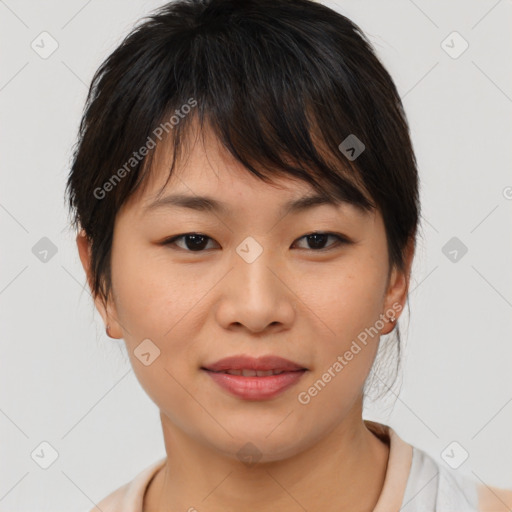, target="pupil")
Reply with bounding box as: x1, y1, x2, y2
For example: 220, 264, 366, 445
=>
186, 234, 207, 251
183, 234, 329, 251
308, 234, 327, 249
